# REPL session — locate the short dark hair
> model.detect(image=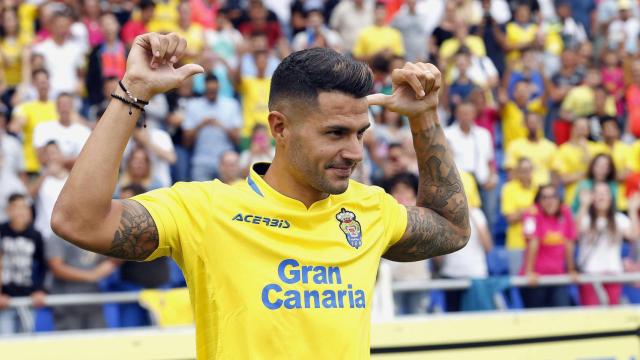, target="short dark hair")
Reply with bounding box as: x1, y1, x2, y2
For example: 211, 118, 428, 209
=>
205, 73, 219, 83
7, 193, 26, 204
121, 183, 147, 197
32, 68, 49, 79
268, 48, 373, 111
139, 0, 155, 10
57, 92, 74, 101
383, 172, 419, 195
